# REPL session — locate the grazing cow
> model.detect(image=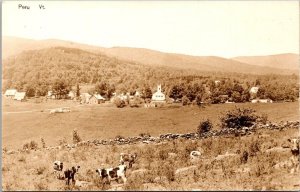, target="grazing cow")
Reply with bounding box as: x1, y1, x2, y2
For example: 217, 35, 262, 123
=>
64, 165, 80, 185
53, 161, 64, 179
190, 151, 201, 159
53, 160, 63, 171
120, 153, 137, 168
96, 164, 127, 185
288, 138, 300, 173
